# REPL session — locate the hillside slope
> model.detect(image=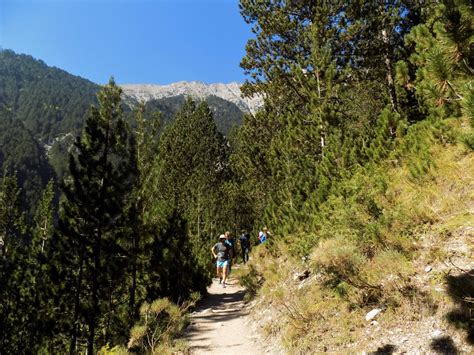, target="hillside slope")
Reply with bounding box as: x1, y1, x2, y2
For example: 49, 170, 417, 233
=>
0, 49, 99, 142
241, 120, 473, 354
